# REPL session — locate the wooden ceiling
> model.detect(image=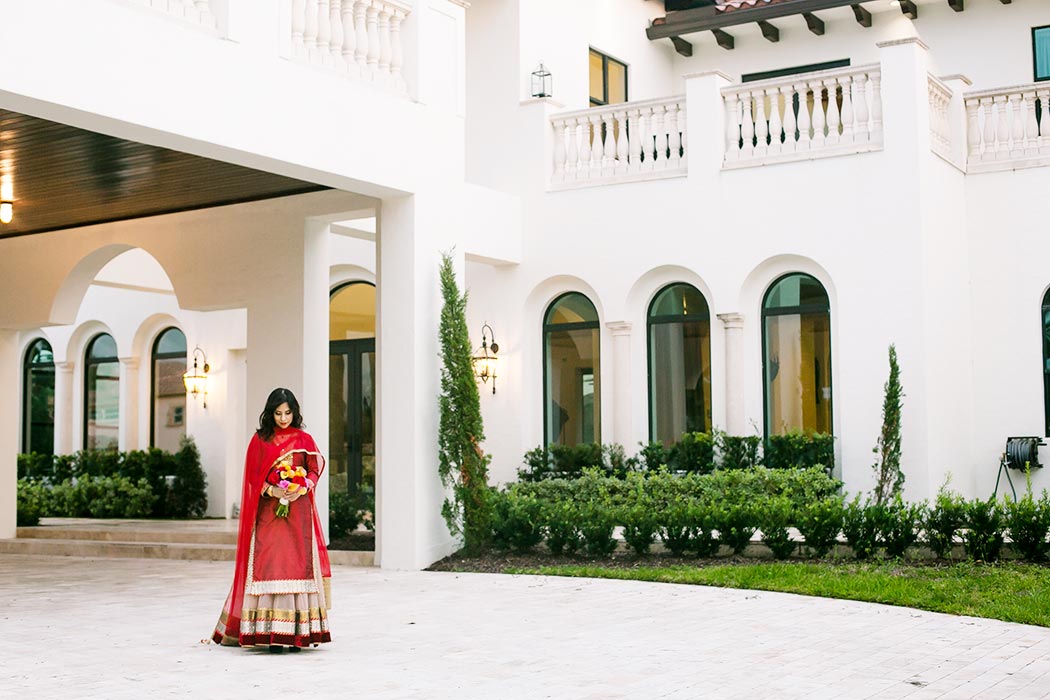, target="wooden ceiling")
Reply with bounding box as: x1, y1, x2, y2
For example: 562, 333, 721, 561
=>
0, 109, 328, 238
